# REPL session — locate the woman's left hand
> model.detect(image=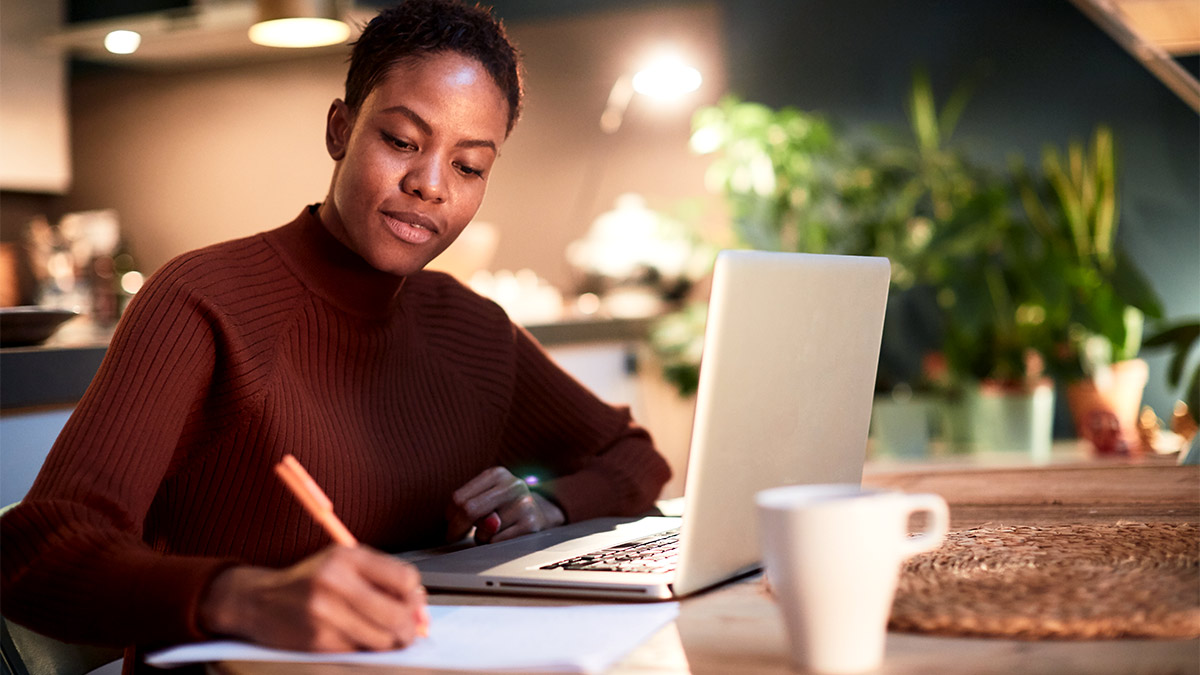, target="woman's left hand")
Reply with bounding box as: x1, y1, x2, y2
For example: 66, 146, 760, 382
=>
445, 466, 565, 544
